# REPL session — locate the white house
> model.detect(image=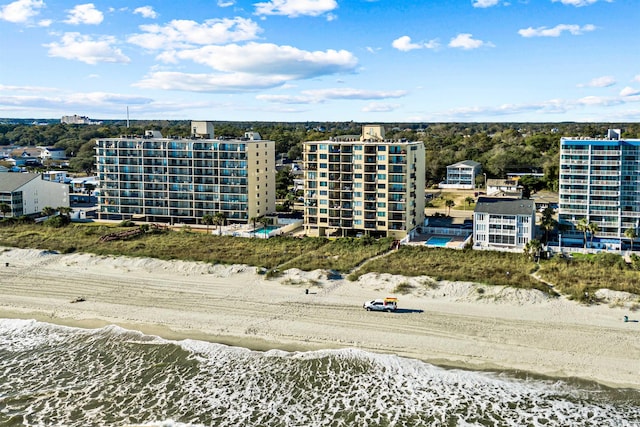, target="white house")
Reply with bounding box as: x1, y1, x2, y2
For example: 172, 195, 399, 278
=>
39, 147, 67, 161
0, 173, 69, 217
486, 178, 523, 197
439, 160, 482, 189
473, 197, 535, 252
